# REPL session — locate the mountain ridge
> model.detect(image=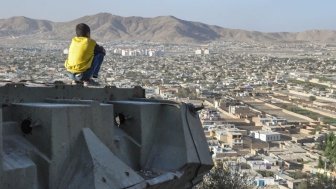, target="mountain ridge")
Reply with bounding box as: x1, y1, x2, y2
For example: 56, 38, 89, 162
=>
1, 13, 336, 43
